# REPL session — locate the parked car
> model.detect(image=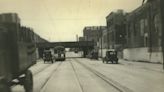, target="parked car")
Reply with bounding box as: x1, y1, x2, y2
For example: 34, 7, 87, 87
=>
102, 50, 118, 64
90, 51, 98, 60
